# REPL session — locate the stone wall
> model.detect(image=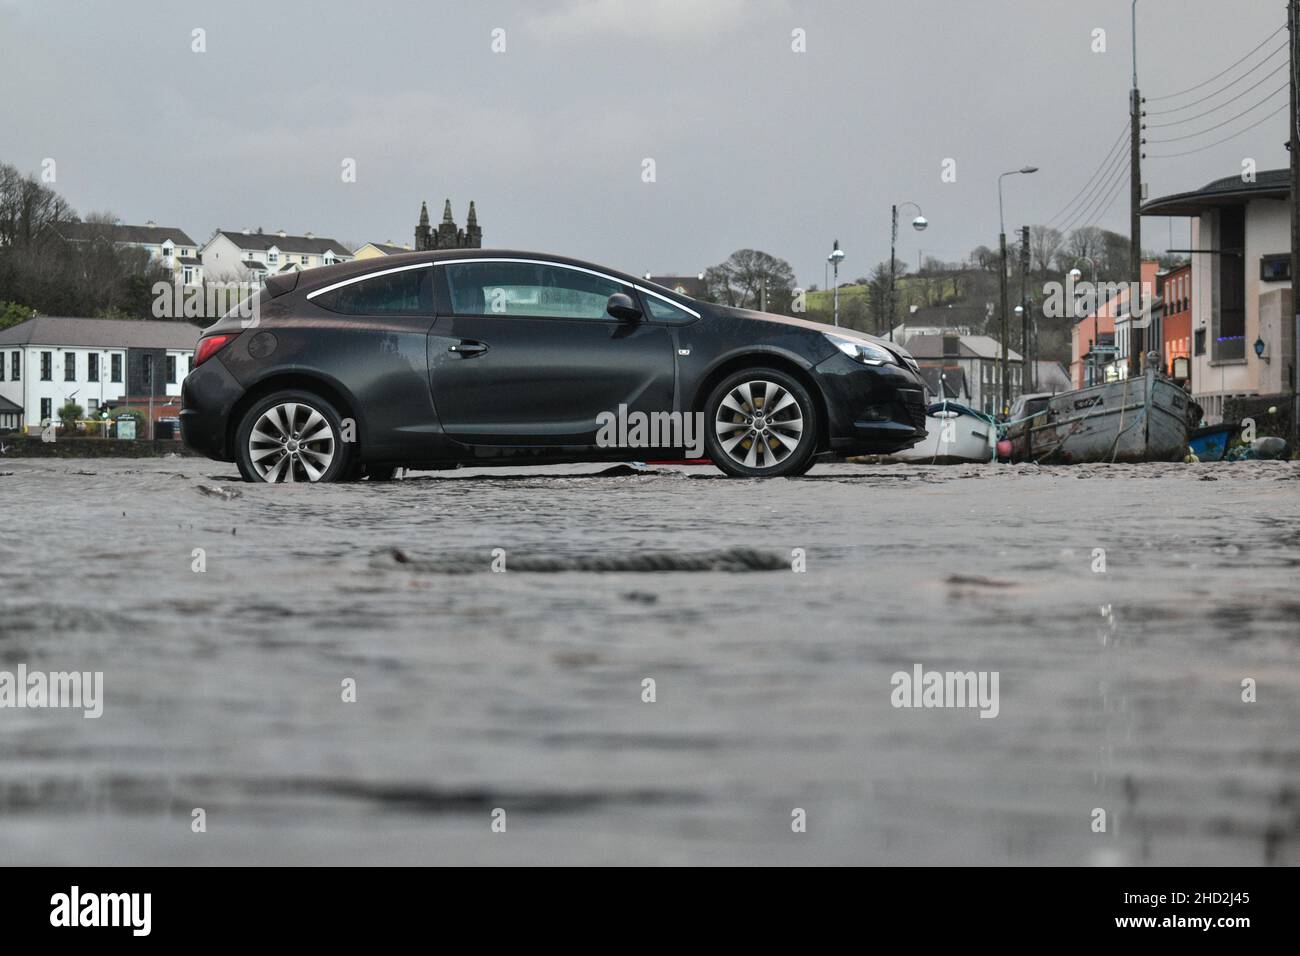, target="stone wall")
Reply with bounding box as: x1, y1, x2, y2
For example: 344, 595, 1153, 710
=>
1, 437, 198, 458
